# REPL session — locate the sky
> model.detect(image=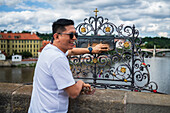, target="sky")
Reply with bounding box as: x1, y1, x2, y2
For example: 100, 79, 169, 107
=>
0, 0, 170, 37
